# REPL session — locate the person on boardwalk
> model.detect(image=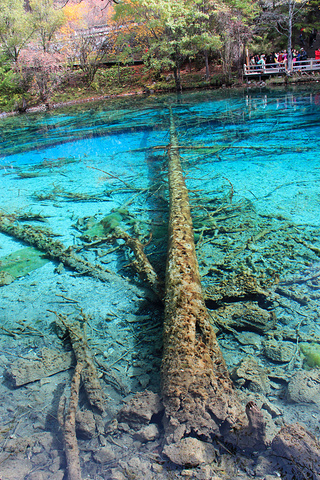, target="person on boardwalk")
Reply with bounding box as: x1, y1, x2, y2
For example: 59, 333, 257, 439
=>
257, 54, 266, 71
300, 47, 308, 61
